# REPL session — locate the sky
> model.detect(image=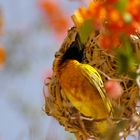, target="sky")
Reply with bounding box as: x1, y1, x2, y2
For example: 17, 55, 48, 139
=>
0, 0, 137, 140
0, 0, 78, 139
